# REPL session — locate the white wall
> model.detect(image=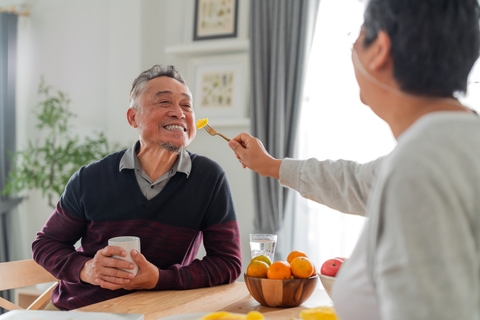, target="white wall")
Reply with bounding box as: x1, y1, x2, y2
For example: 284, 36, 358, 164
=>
6, 0, 254, 279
